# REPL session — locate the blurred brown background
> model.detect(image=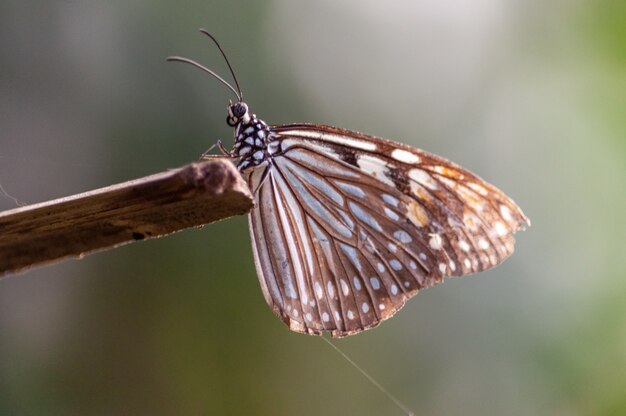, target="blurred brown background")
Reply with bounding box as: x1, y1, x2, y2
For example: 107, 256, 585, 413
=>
1, 1, 624, 415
